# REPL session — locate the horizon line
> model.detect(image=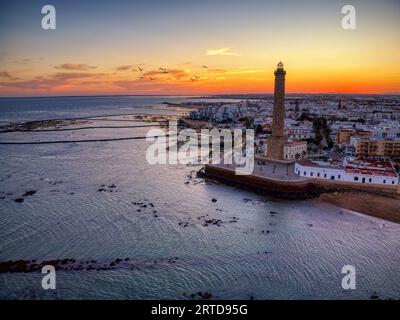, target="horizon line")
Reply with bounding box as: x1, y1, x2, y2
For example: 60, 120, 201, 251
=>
1, 92, 400, 99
